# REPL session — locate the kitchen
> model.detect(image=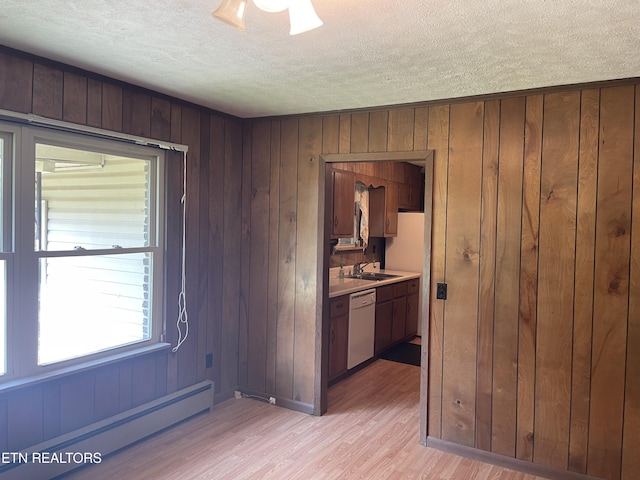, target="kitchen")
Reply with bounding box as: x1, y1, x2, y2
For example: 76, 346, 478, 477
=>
324, 158, 428, 388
